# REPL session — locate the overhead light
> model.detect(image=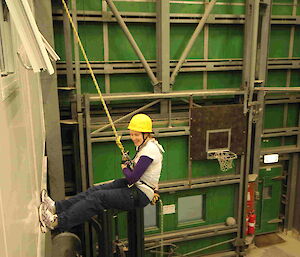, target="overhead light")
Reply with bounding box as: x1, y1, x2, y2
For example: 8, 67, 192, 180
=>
263, 154, 279, 164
